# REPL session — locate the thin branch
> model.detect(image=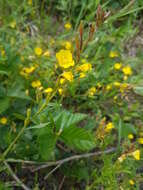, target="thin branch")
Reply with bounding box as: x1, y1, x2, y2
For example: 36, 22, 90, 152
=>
58, 176, 66, 190
4, 161, 31, 190
33, 147, 116, 172
44, 164, 61, 180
